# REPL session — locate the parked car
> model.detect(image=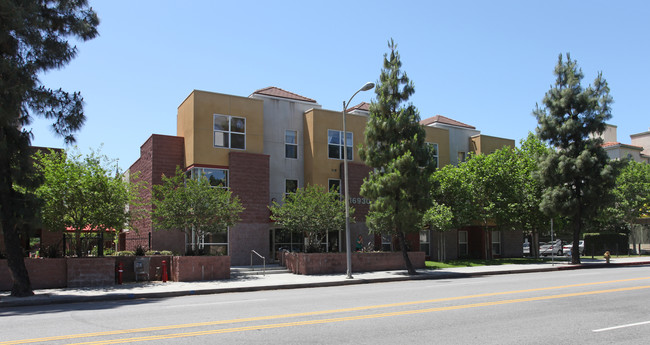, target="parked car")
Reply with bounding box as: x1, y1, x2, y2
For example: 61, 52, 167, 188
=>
563, 240, 585, 256
539, 239, 562, 256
